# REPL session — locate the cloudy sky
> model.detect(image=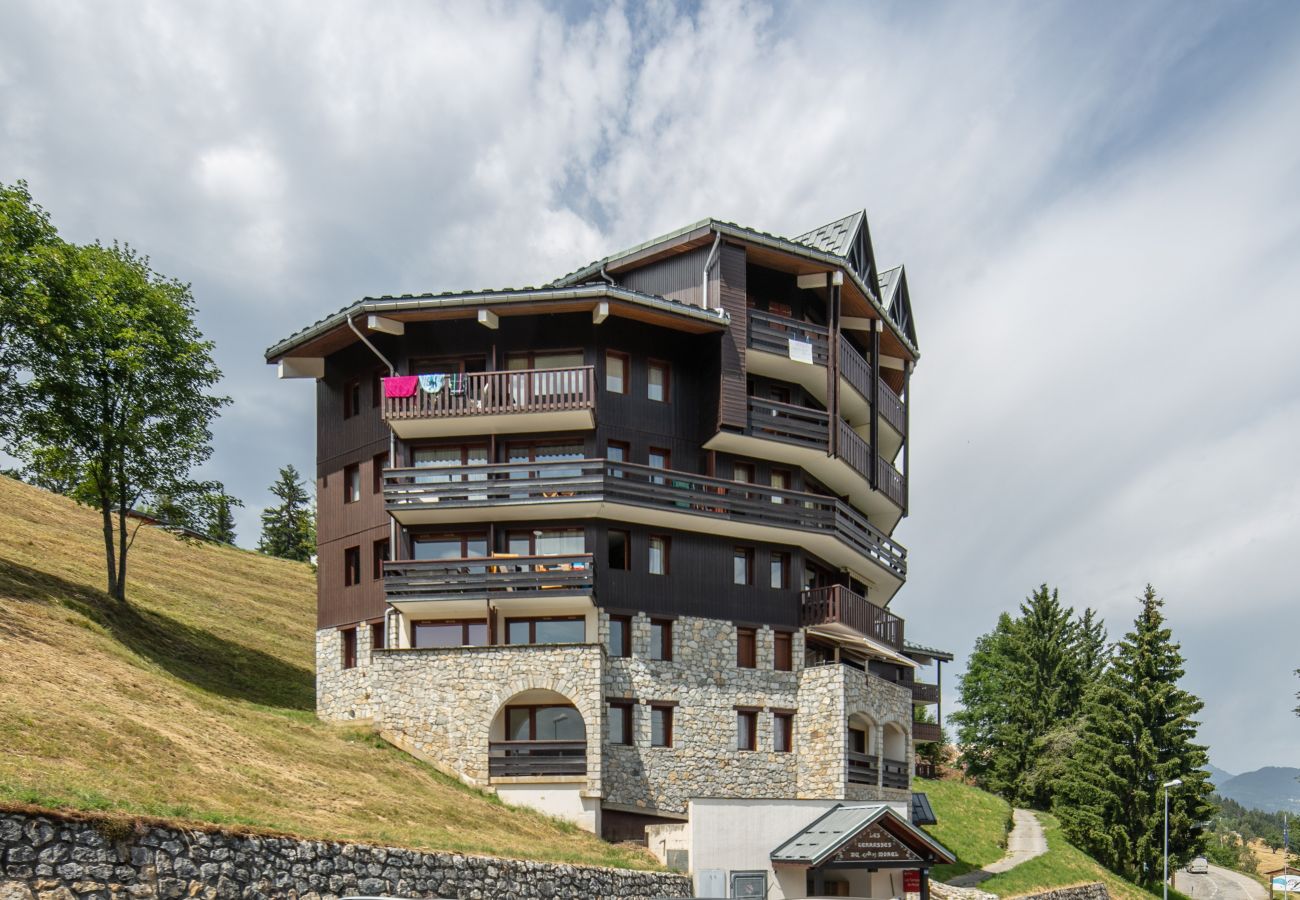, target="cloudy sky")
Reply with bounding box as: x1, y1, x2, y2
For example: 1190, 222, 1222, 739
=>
3, 1, 1298, 774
